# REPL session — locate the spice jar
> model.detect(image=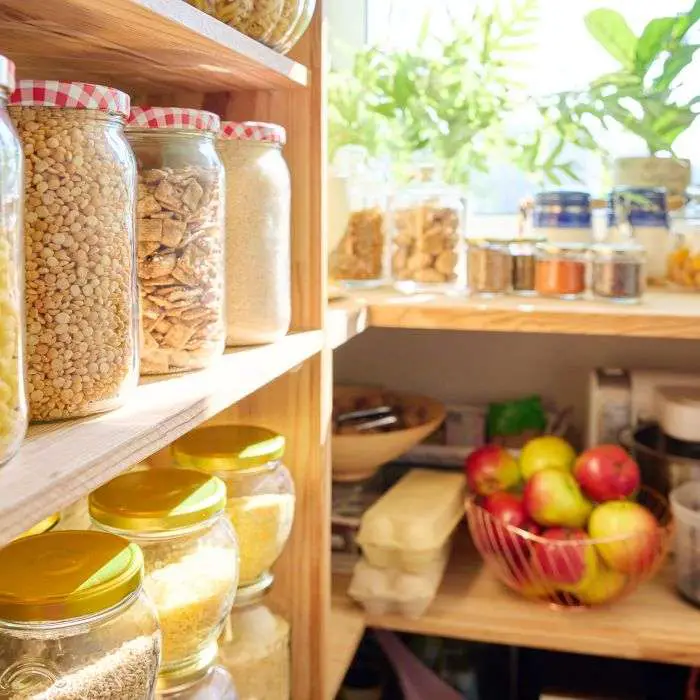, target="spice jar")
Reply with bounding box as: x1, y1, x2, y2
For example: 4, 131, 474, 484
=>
510, 237, 543, 296
466, 239, 511, 296
219, 579, 290, 700
173, 425, 295, 588
0, 58, 26, 462
187, 0, 284, 43
390, 163, 466, 292
591, 242, 645, 303
532, 190, 592, 244
218, 121, 291, 346
89, 468, 239, 687
0, 531, 161, 699
158, 666, 237, 699
535, 243, 588, 300
127, 107, 225, 374
10, 80, 138, 422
